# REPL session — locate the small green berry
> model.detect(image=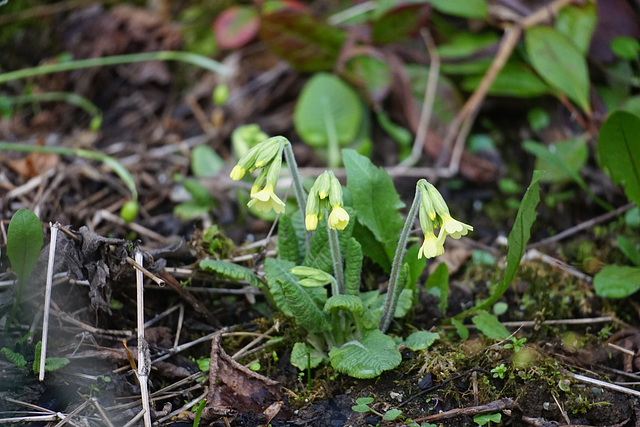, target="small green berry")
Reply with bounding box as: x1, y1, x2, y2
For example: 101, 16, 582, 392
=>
213, 84, 229, 106
120, 200, 139, 223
